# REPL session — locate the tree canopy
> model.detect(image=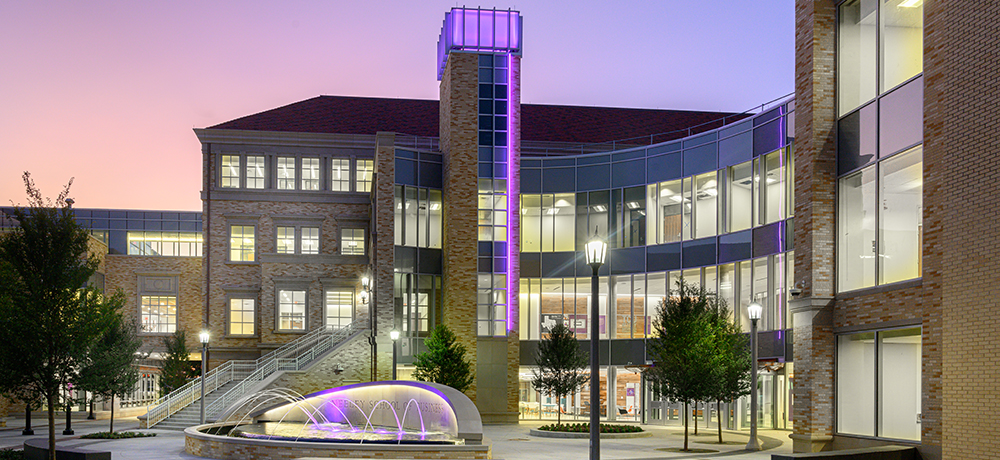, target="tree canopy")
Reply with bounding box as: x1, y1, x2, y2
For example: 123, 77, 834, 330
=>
158, 330, 197, 397
412, 324, 474, 393
0, 173, 119, 460
531, 322, 589, 425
